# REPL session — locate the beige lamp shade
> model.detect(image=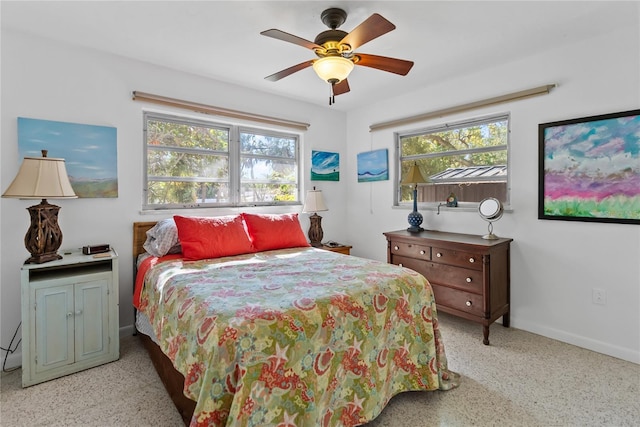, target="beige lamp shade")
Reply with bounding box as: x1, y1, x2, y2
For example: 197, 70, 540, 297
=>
312, 57, 355, 83
401, 162, 428, 185
2, 155, 77, 199
302, 189, 328, 213
2, 151, 77, 263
